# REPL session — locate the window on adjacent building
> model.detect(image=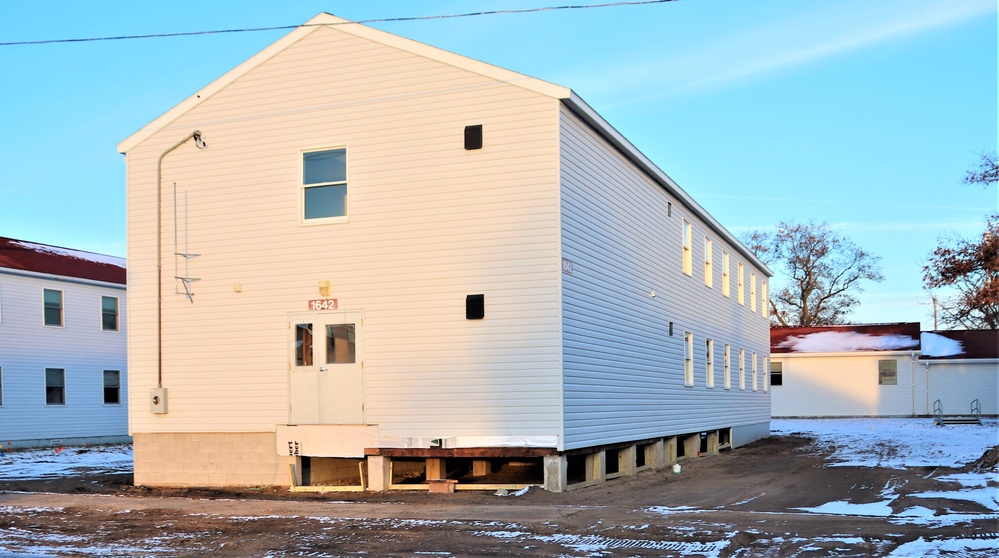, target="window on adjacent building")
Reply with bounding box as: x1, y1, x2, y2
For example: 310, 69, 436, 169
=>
45, 368, 65, 405
704, 237, 713, 288
302, 148, 347, 221
705, 338, 715, 388
752, 352, 758, 391
761, 282, 768, 319
763, 356, 769, 392
722, 252, 730, 297
750, 273, 757, 313
737, 264, 745, 306
878, 360, 898, 385
739, 349, 746, 390
723, 344, 731, 389
682, 220, 693, 276
771, 361, 783, 386
684, 332, 694, 386
43, 289, 63, 327
103, 370, 121, 405
101, 296, 119, 332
